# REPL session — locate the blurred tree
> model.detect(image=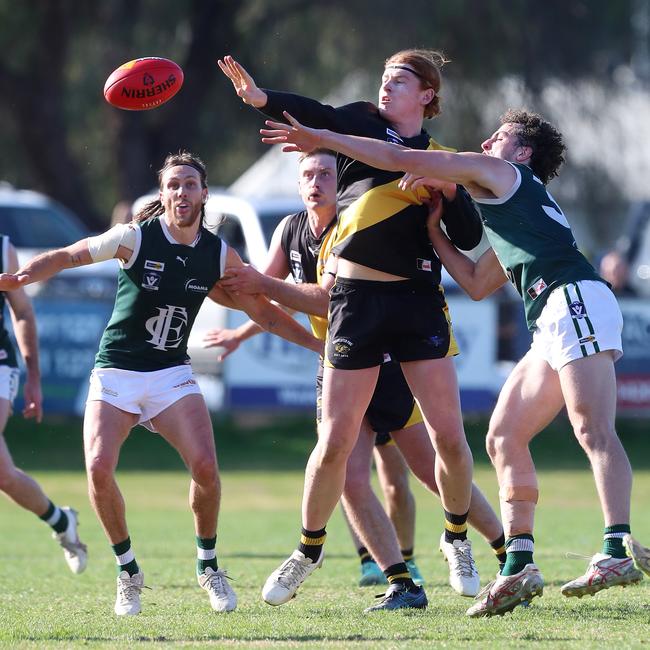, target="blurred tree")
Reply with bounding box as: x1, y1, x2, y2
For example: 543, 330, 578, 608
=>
0, 0, 641, 233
